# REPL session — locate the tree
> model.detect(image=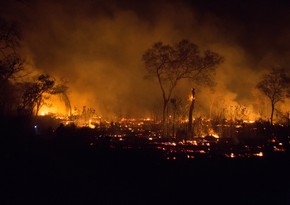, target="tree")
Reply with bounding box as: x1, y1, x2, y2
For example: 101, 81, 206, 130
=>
20, 74, 55, 116
188, 88, 195, 138
51, 82, 71, 117
0, 17, 24, 115
142, 39, 223, 135
0, 17, 24, 82
256, 68, 290, 125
